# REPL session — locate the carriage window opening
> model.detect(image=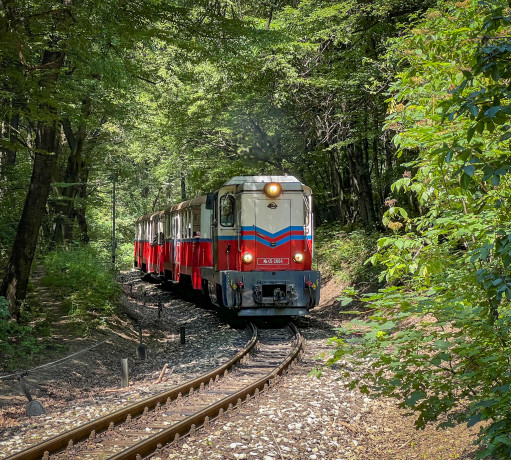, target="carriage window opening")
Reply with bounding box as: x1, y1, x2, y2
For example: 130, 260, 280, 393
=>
173, 216, 178, 239
158, 219, 164, 244
220, 195, 235, 227
152, 221, 158, 245
193, 207, 201, 237
181, 211, 186, 239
